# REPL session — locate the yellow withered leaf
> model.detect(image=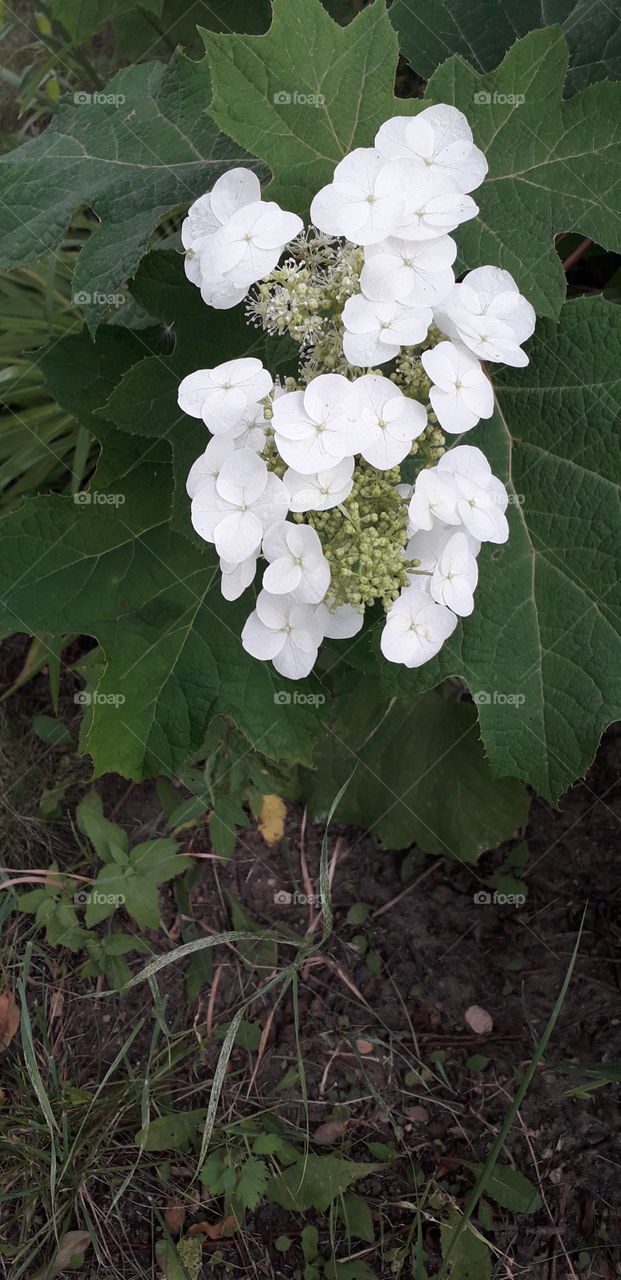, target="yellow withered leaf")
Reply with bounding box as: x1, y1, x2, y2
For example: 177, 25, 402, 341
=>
257, 795, 286, 845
